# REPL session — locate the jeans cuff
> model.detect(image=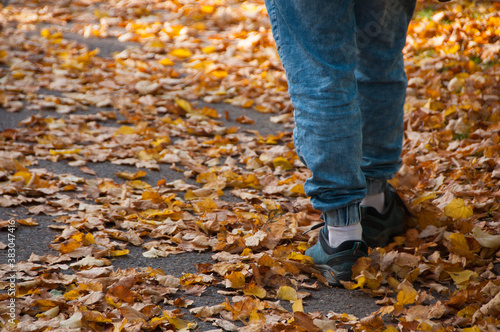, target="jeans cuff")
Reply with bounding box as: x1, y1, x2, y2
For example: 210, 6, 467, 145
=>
366, 178, 387, 196
324, 202, 361, 226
